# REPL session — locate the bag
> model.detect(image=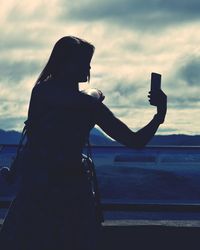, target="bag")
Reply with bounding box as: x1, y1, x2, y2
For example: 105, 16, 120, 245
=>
82, 153, 104, 223
0, 122, 28, 184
